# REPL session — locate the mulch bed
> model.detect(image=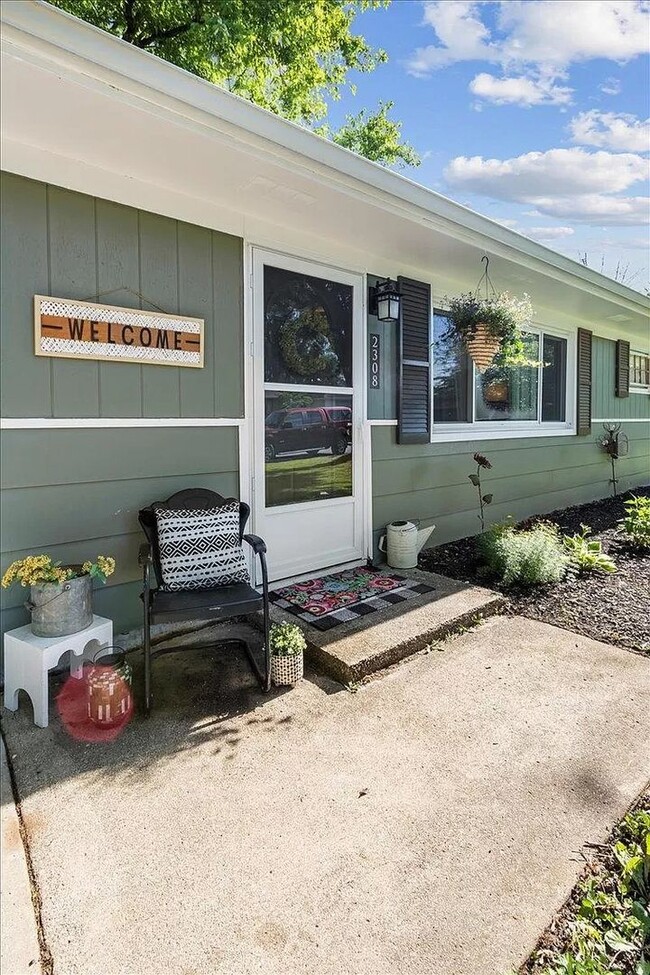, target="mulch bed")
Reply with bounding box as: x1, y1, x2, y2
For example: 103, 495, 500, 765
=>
419, 487, 650, 654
